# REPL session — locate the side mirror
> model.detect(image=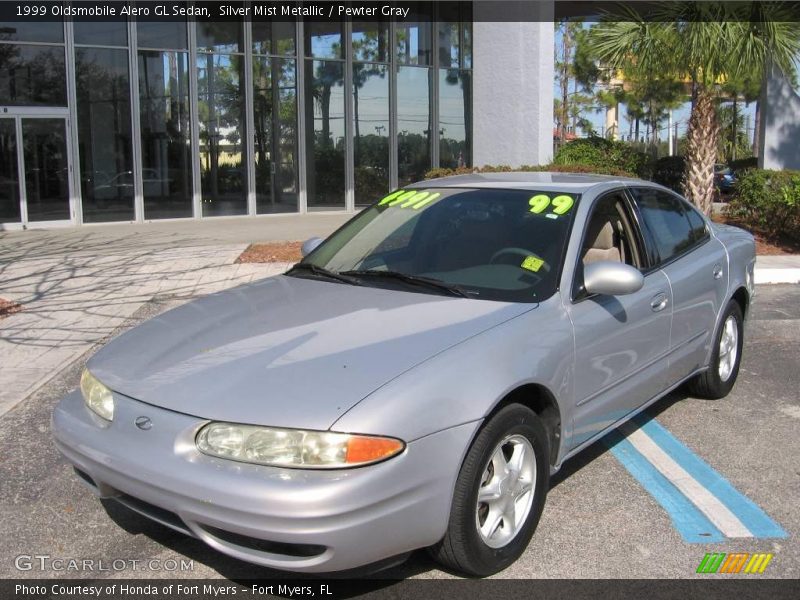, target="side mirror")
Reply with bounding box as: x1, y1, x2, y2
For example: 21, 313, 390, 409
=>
583, 261, 644, 296
301, 237, 323, 257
